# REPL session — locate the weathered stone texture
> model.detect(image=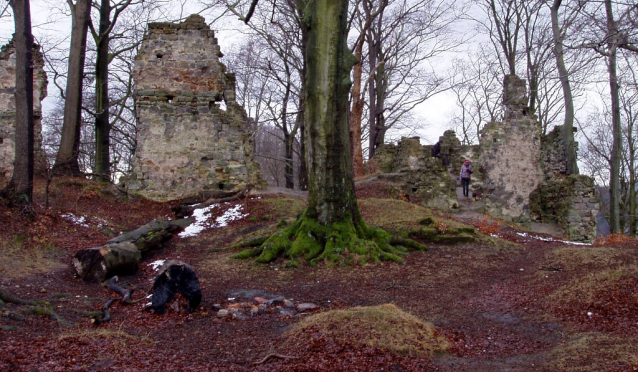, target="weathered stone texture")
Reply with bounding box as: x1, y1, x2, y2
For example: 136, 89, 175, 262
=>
123, 15, 261, 201
0, 40, 47, 182
479, 75, 545, 223
529, 125, 597, 242
477, 74, 598, 242
530, 175, 598, 242
542, 125, 578, 178
374, 74, 597, 242
377, 136, 460, 211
